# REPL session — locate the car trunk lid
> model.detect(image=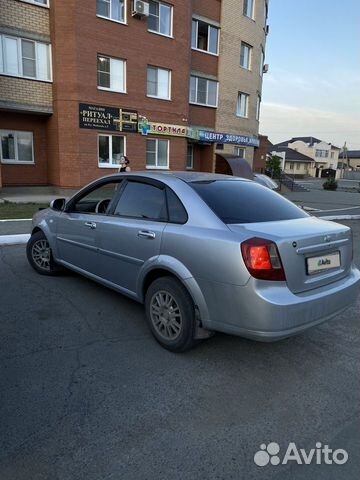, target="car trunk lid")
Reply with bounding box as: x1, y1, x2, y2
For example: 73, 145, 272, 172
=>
229, 217, 352, 294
